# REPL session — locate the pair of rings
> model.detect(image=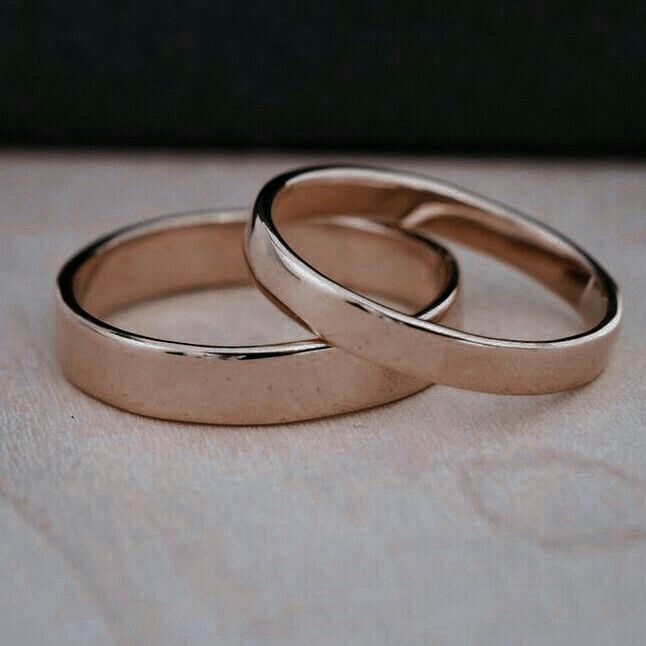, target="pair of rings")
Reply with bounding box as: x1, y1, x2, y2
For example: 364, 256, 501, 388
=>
57, 166, 621, 425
